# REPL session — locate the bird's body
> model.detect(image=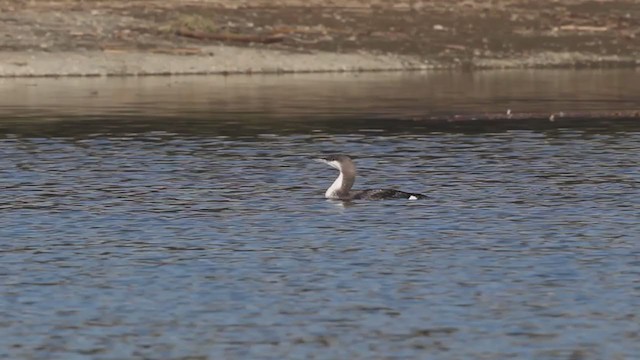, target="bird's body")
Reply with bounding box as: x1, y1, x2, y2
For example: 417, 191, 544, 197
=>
317, 155, 426, 201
